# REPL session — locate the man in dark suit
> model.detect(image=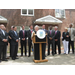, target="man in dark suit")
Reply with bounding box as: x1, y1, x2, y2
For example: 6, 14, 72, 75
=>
19, 25, 27, 56
27, 25, 33, 57
54, 26, 61, 54
0, 24, 8, 62
42, 25, 48, 57
10, 26, 19, 60
48, 26, 55, 56
8, 26, 13, 57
